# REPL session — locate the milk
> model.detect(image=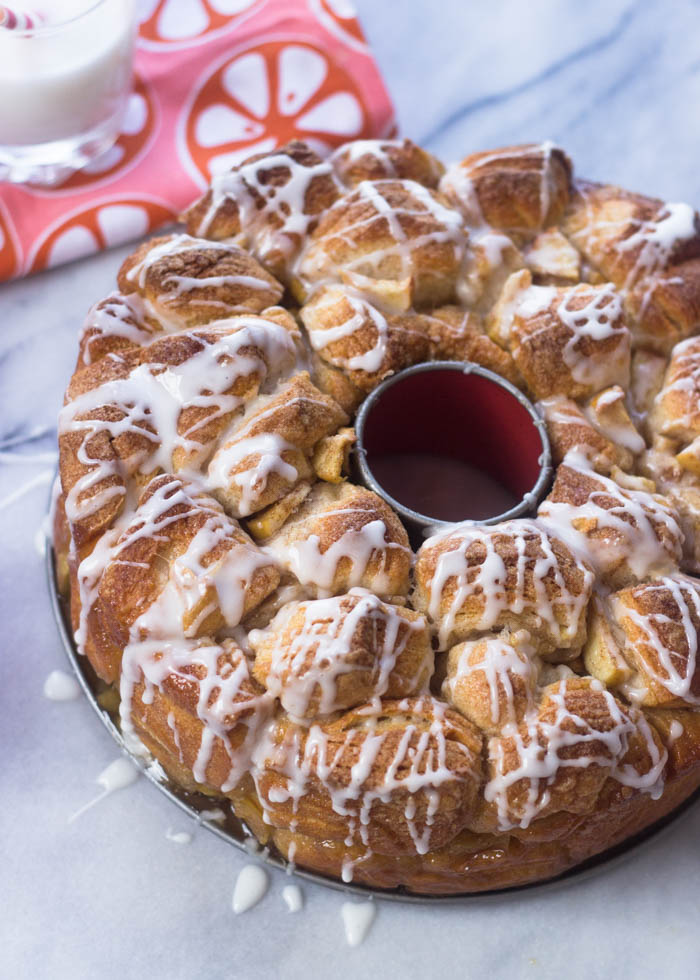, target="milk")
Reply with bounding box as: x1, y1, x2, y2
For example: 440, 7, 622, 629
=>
0, 0, 135, 149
